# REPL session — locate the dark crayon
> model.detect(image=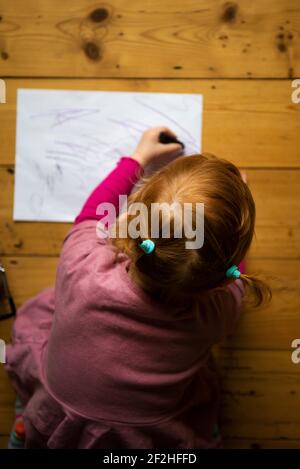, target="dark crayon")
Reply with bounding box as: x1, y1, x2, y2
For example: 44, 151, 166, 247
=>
159, 131, 185, 149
